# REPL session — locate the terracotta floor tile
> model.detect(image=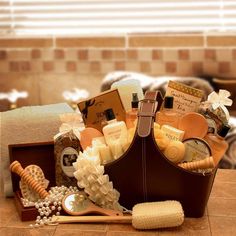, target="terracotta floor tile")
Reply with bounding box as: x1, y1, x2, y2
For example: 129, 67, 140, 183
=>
207, 197, 236, 217
83, 232, 108, 236
108, 223, 136, 232
107, 231, 157, 236
158, 216, 211, 236
6, 215, 36, 228
215, 169, 236, 183
50, 228, 82, 236
0, 197, 17, 227
211, 181, 236, 198
56, 223, 107, 231
0, 227, 55, 236
209, 216, 236, 236
54, 228, 107, 236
